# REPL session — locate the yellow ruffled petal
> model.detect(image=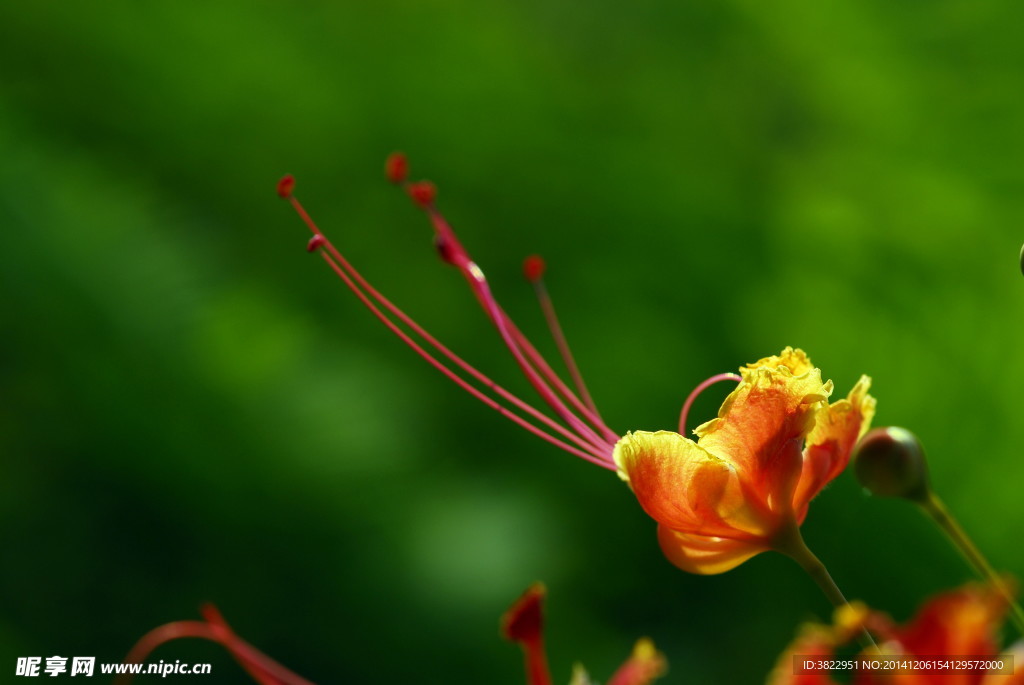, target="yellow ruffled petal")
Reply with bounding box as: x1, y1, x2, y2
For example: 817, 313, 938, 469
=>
807, 374, 875, 446
793, 375, 876, 518
614, 431, 771, 538
694, 349, 831, 509
656, 525, 767, 575
741, 346, 816, 378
